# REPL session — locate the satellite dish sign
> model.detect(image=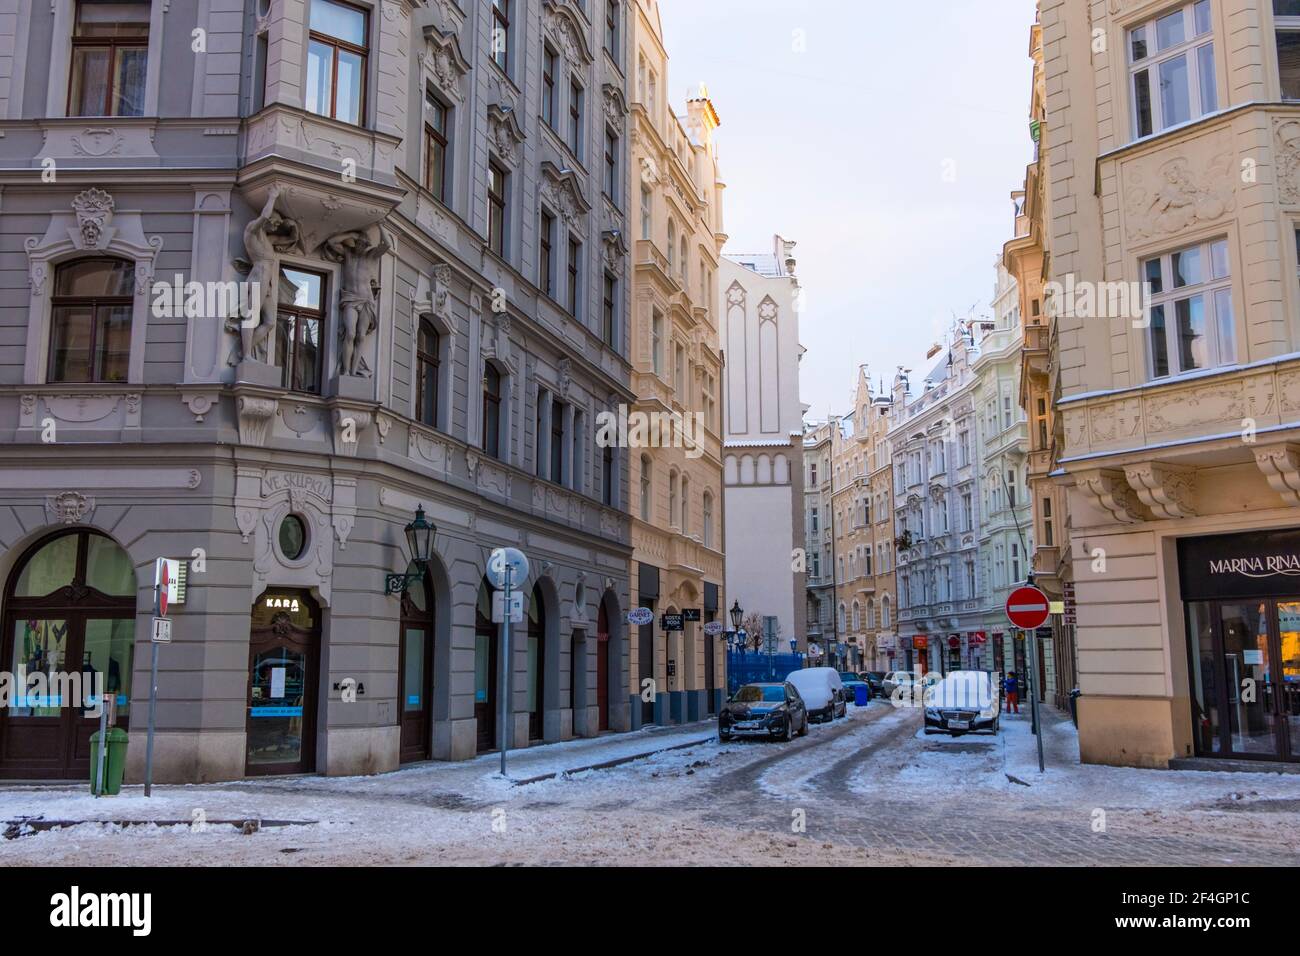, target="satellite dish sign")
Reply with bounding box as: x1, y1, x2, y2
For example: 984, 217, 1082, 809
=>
486, 547, 529, 590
